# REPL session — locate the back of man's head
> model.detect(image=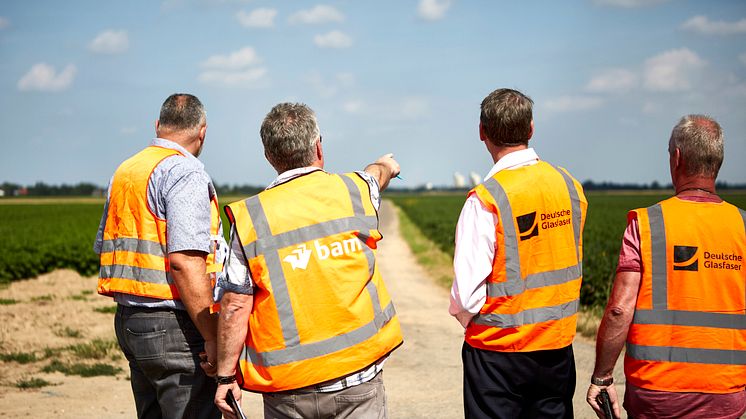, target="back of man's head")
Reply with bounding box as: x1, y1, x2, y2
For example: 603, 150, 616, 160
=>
260, 102, 320, 174
480, 88, 533, 147
158, 93, 206, 137
670, 114, 723, 179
